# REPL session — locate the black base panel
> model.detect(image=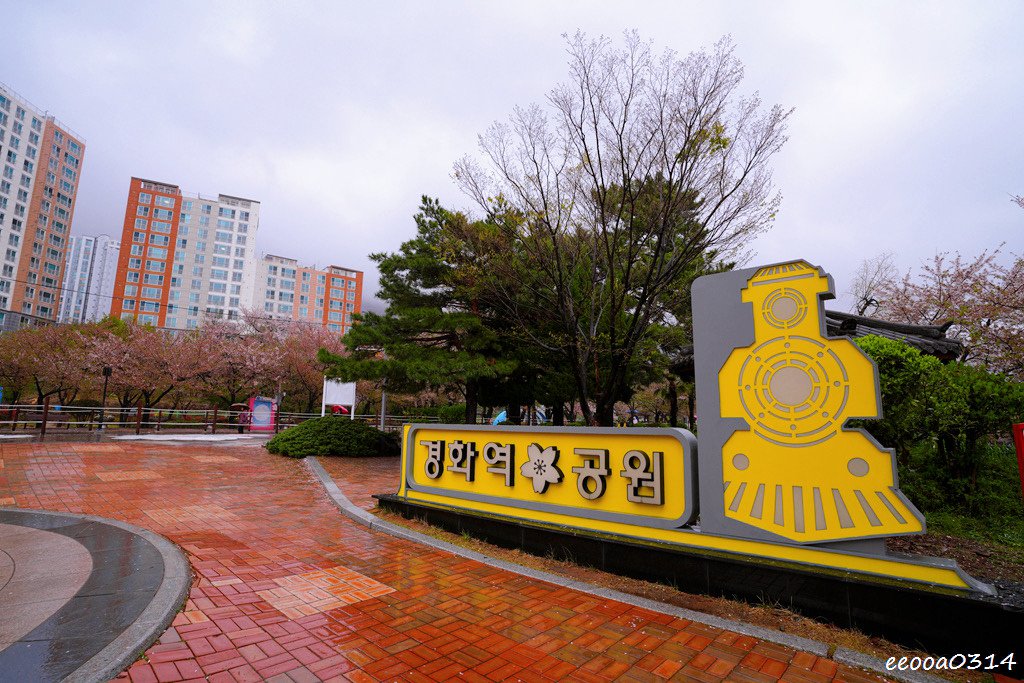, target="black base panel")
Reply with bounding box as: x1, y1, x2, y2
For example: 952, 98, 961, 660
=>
375, 494, 1023, 660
